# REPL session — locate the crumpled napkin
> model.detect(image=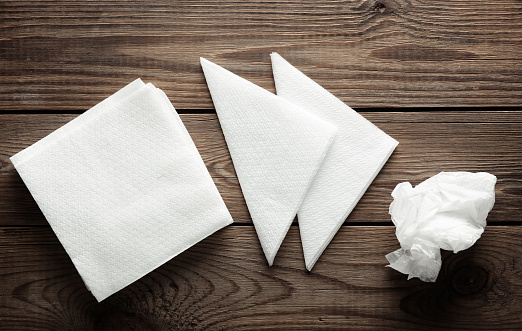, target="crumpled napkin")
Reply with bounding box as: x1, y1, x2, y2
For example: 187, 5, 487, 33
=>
386, 171, 496, 281
11, 79, 233, 301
